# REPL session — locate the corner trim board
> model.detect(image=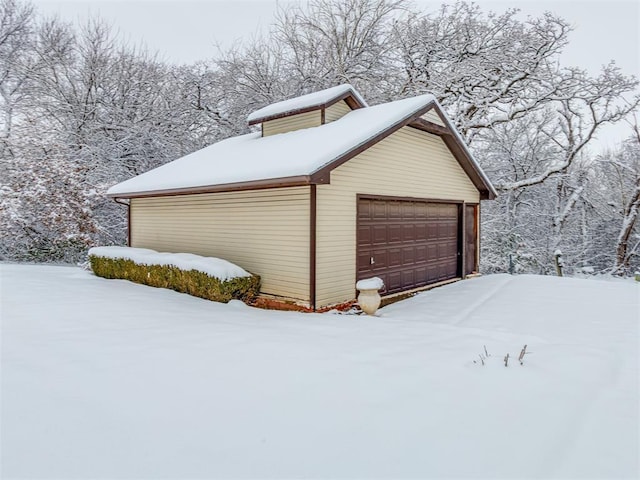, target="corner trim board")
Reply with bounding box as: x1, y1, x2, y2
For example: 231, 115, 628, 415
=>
477, 203, 481, 272
310, 184, 317, 311
113, 197, 131, 246
461, 202, 466, 279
